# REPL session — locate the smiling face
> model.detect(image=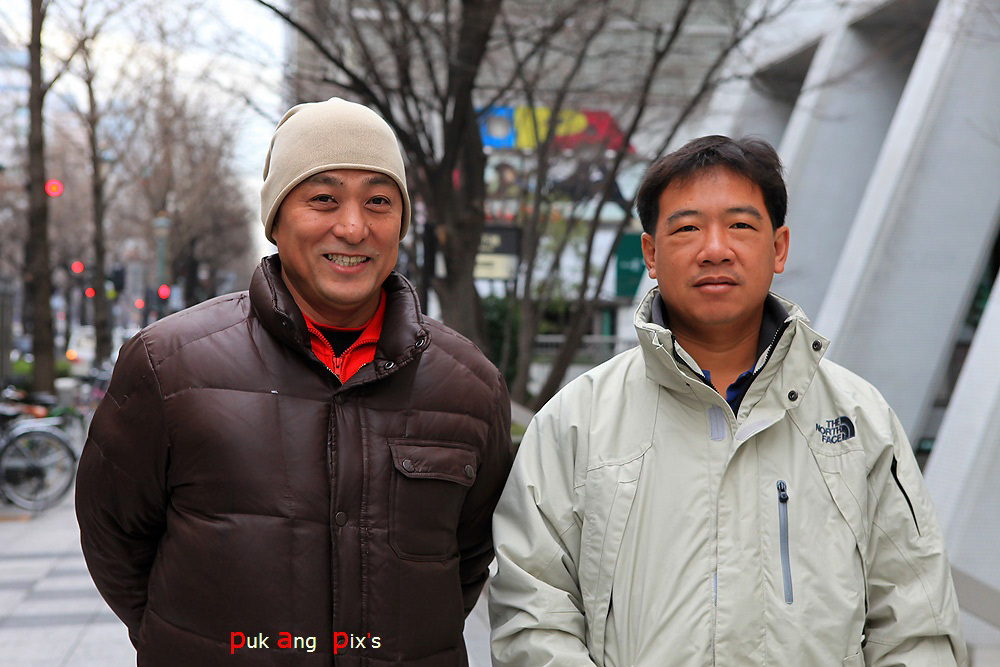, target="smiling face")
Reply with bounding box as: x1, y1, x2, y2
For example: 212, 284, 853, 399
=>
641, 167, 789, 339
271, 169, 402, 327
